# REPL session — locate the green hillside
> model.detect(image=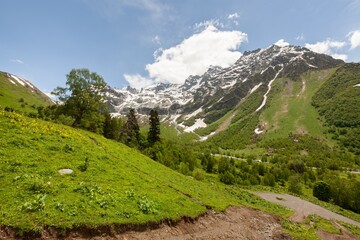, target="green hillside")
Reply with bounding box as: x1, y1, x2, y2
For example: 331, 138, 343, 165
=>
0, 71, 53, 113
0, 109, 289, 235
260, 68, 337, 141
312, 63, 360, 154
197, 68, 338, 150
